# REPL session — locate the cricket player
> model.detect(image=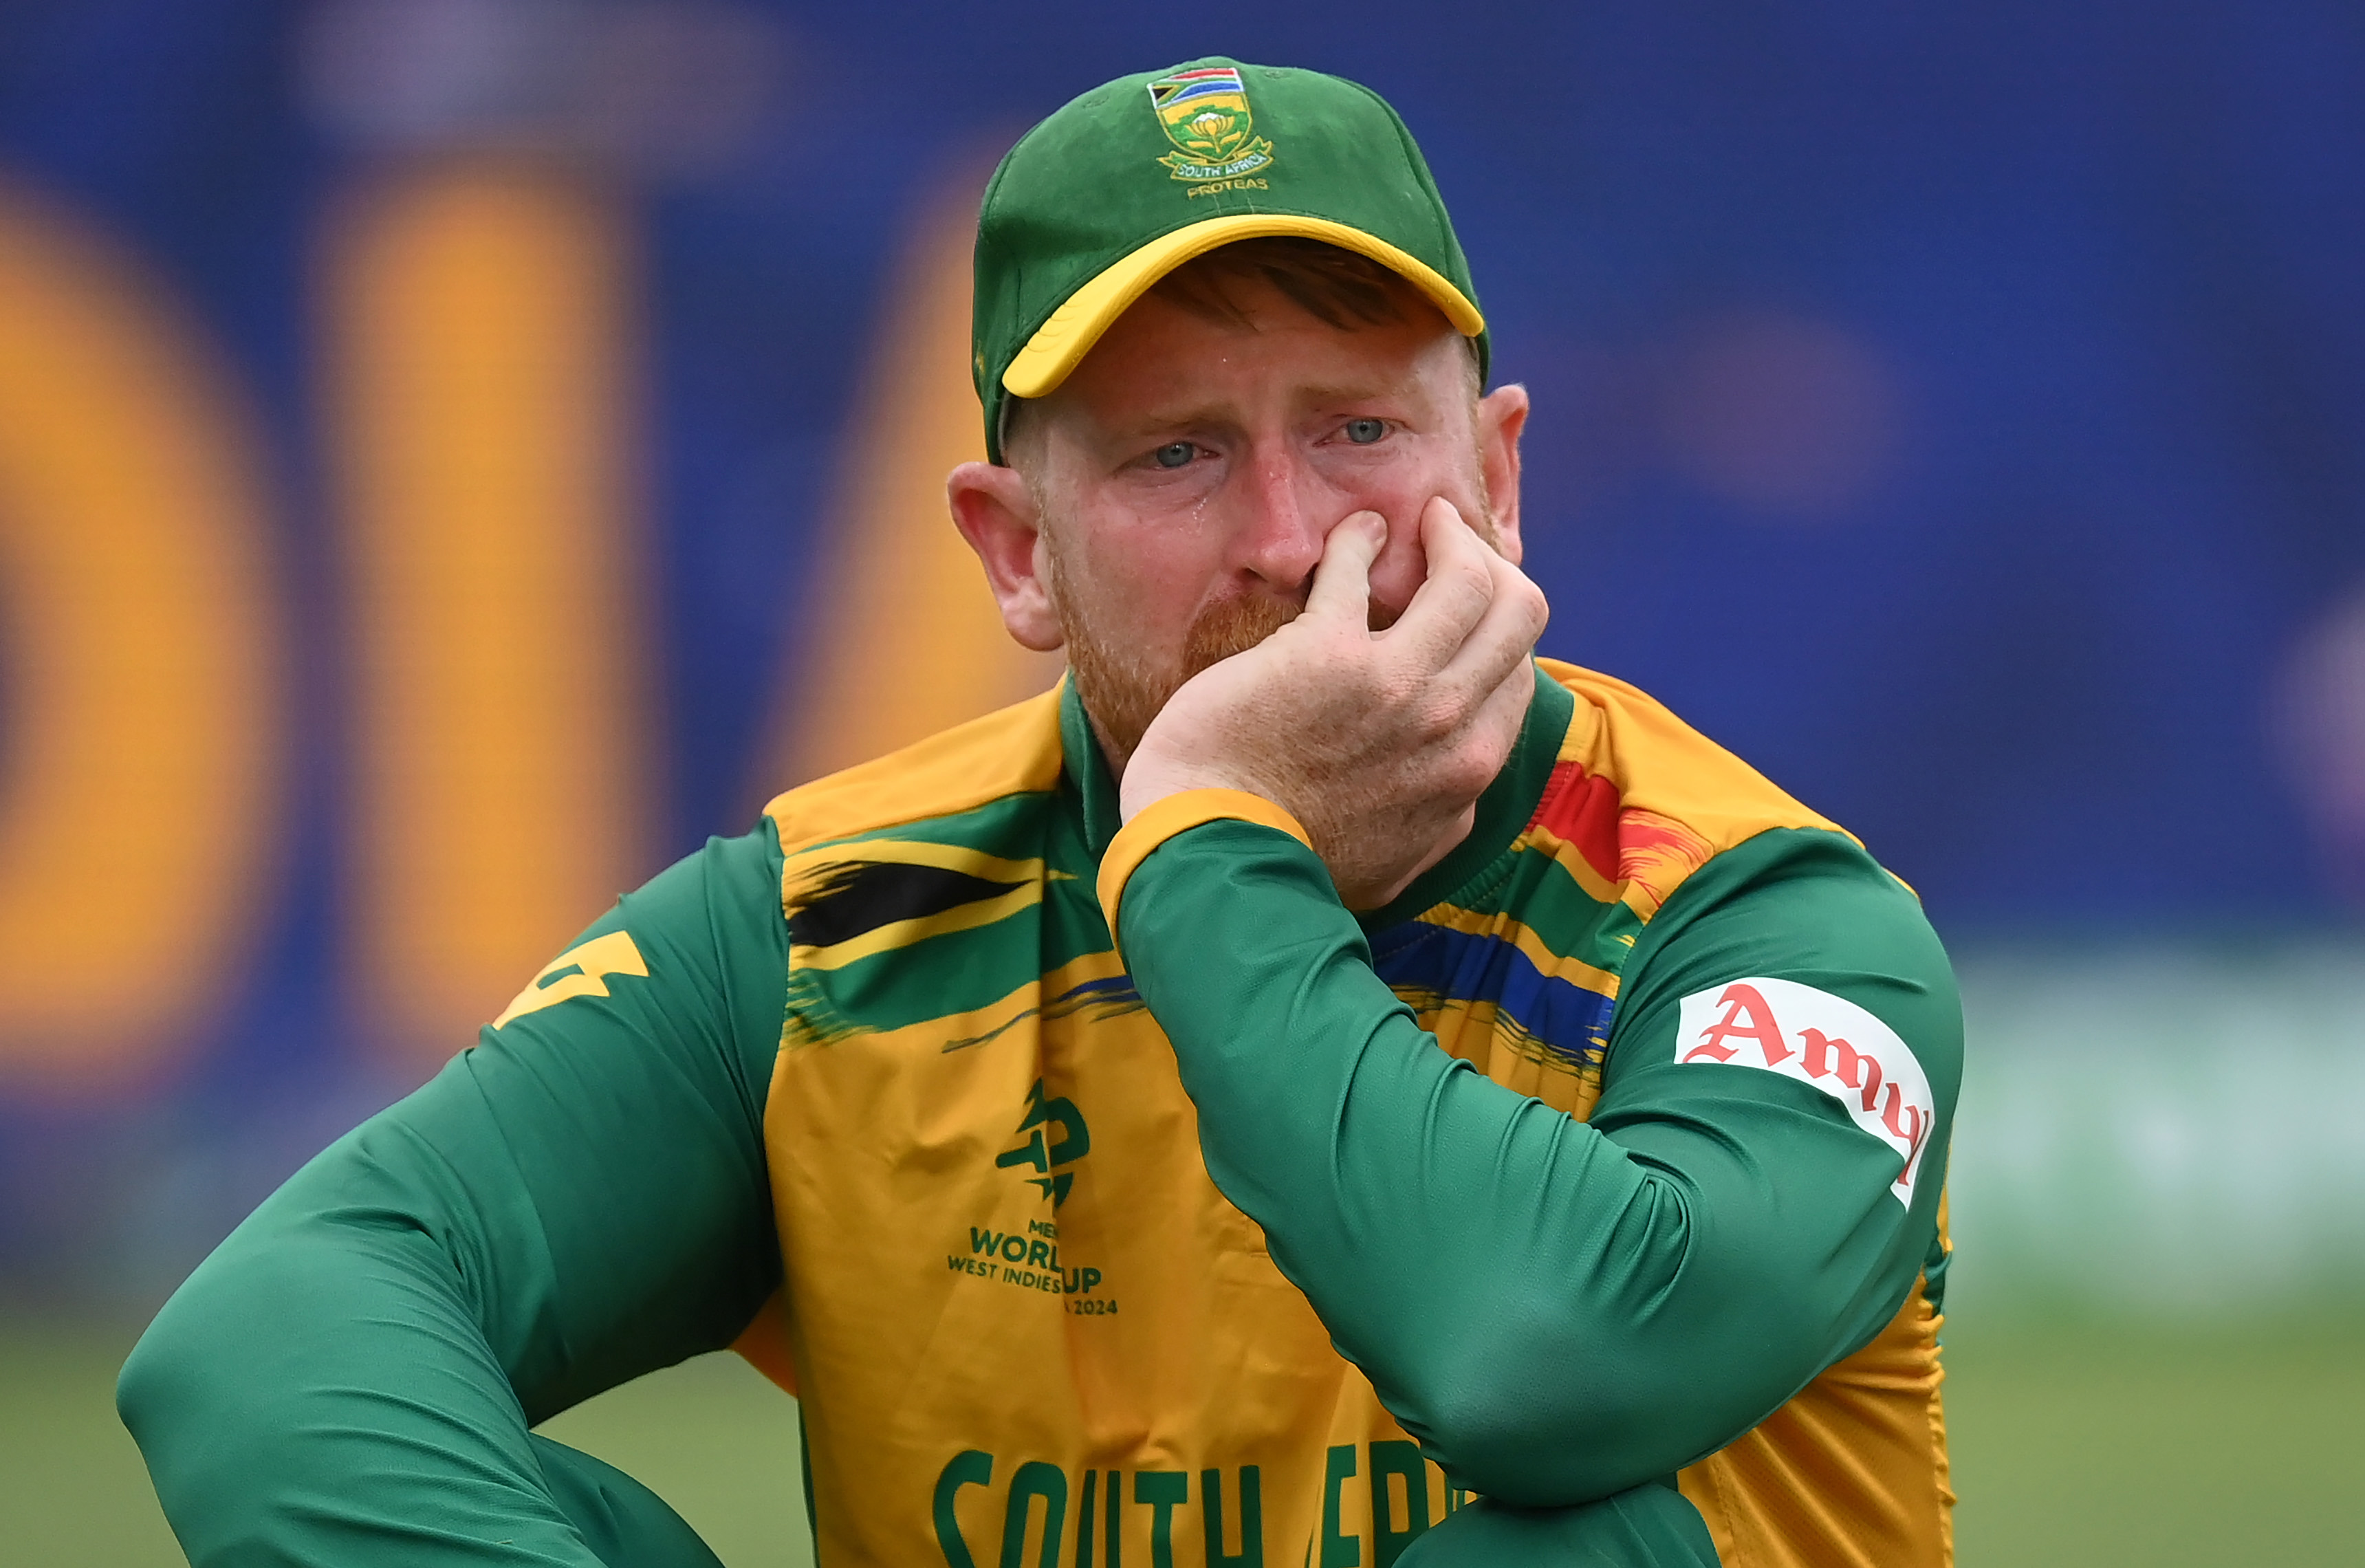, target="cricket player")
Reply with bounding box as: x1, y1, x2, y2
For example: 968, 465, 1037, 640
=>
120, 58, 1961, 1567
